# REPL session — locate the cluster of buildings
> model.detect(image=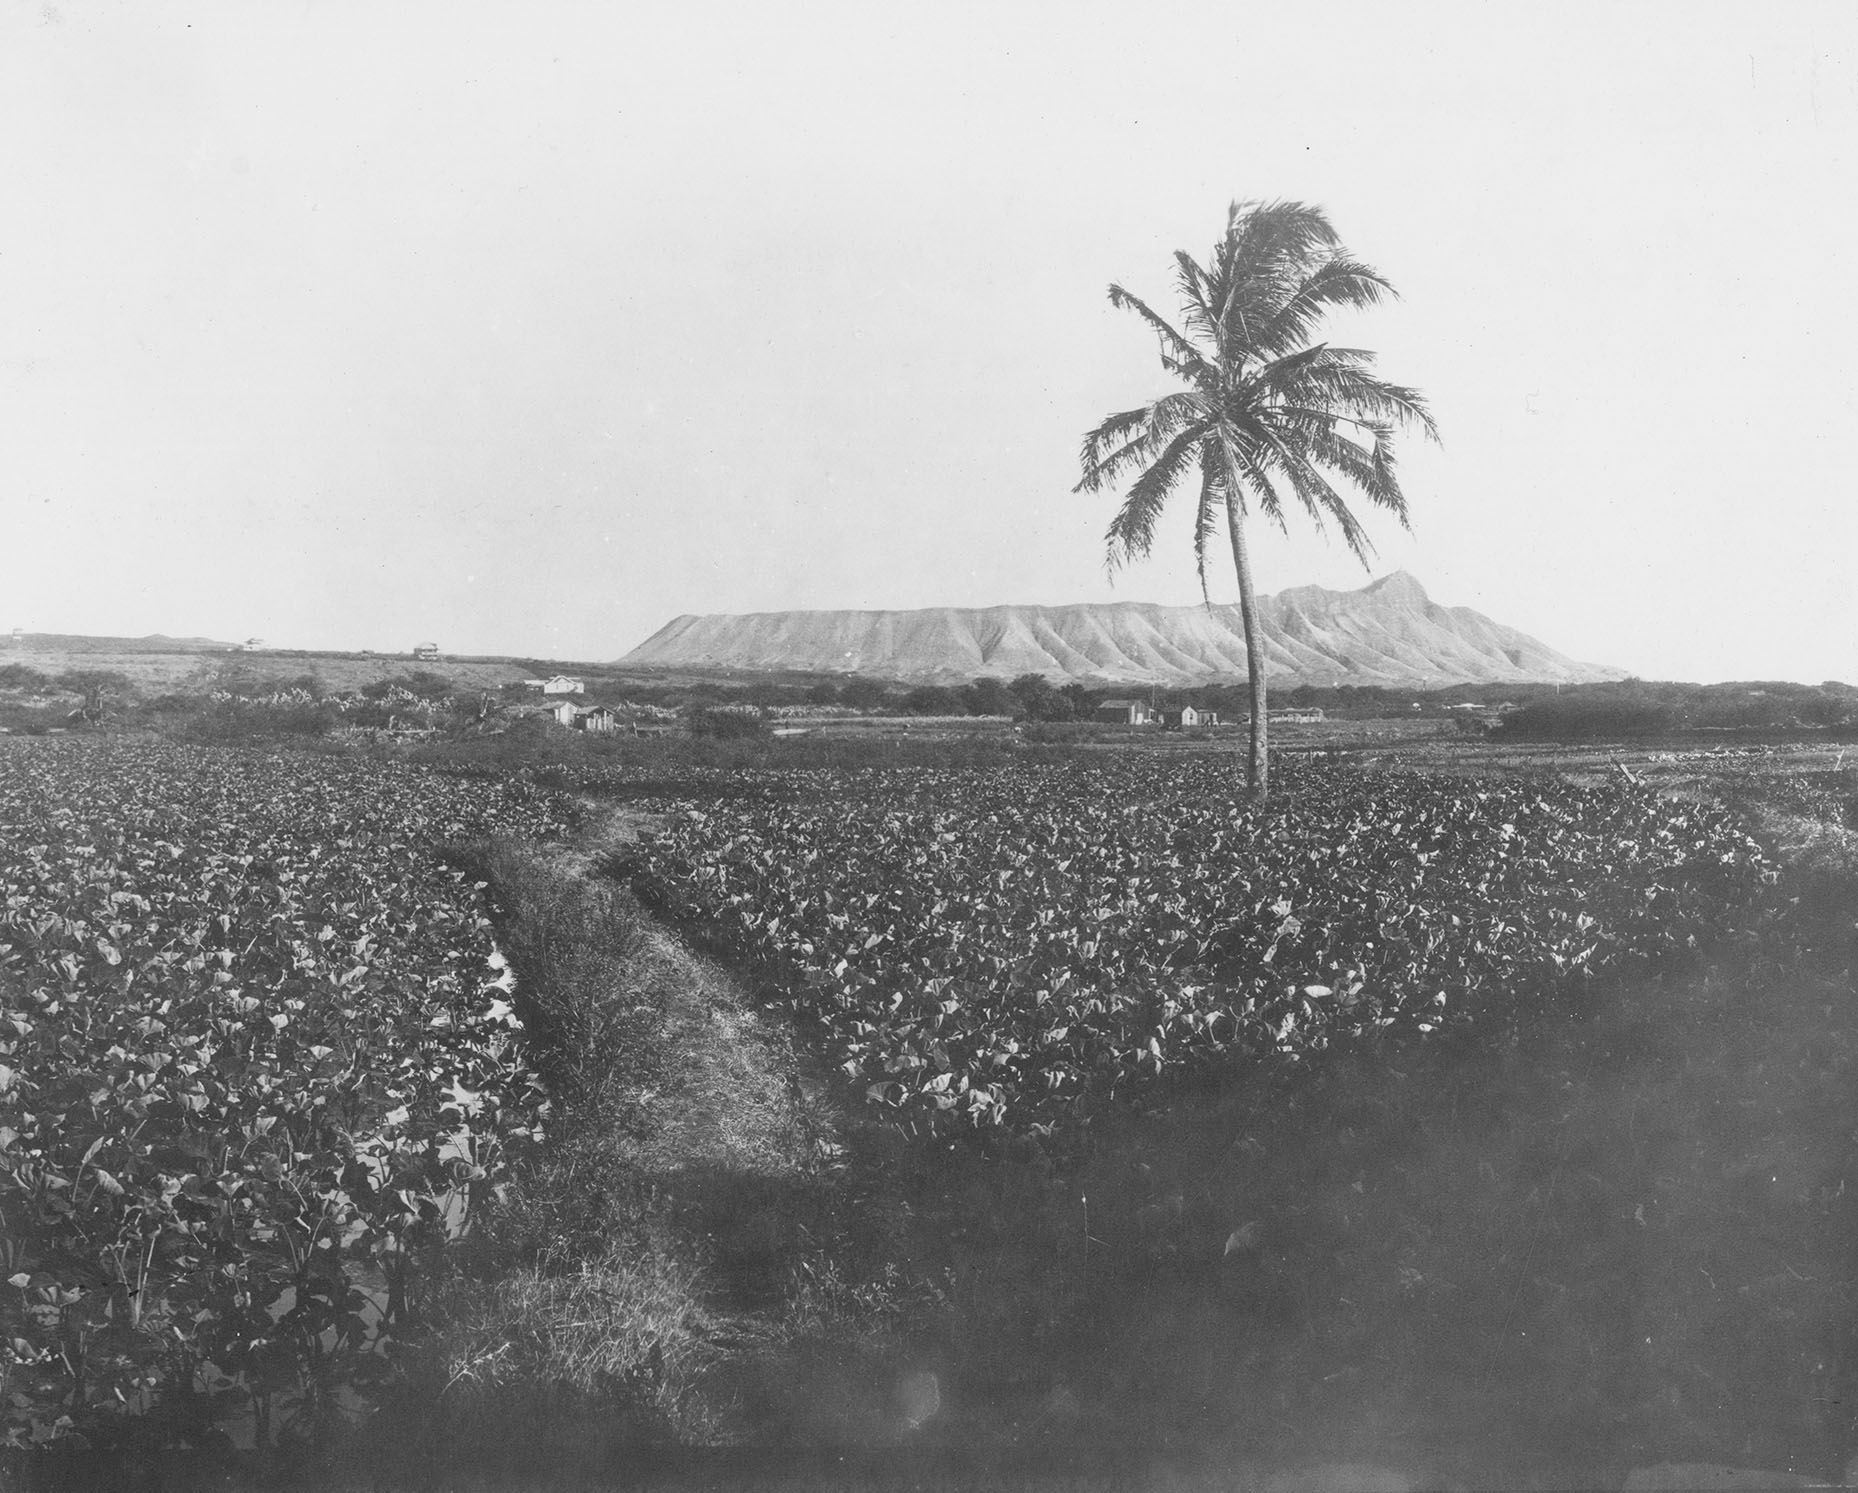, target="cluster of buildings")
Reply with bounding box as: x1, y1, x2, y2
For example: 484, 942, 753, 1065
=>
543, 700, 621, 732
1094, 699, 1326, 728
511, 676, 609, 731
514, 676, 678, 734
